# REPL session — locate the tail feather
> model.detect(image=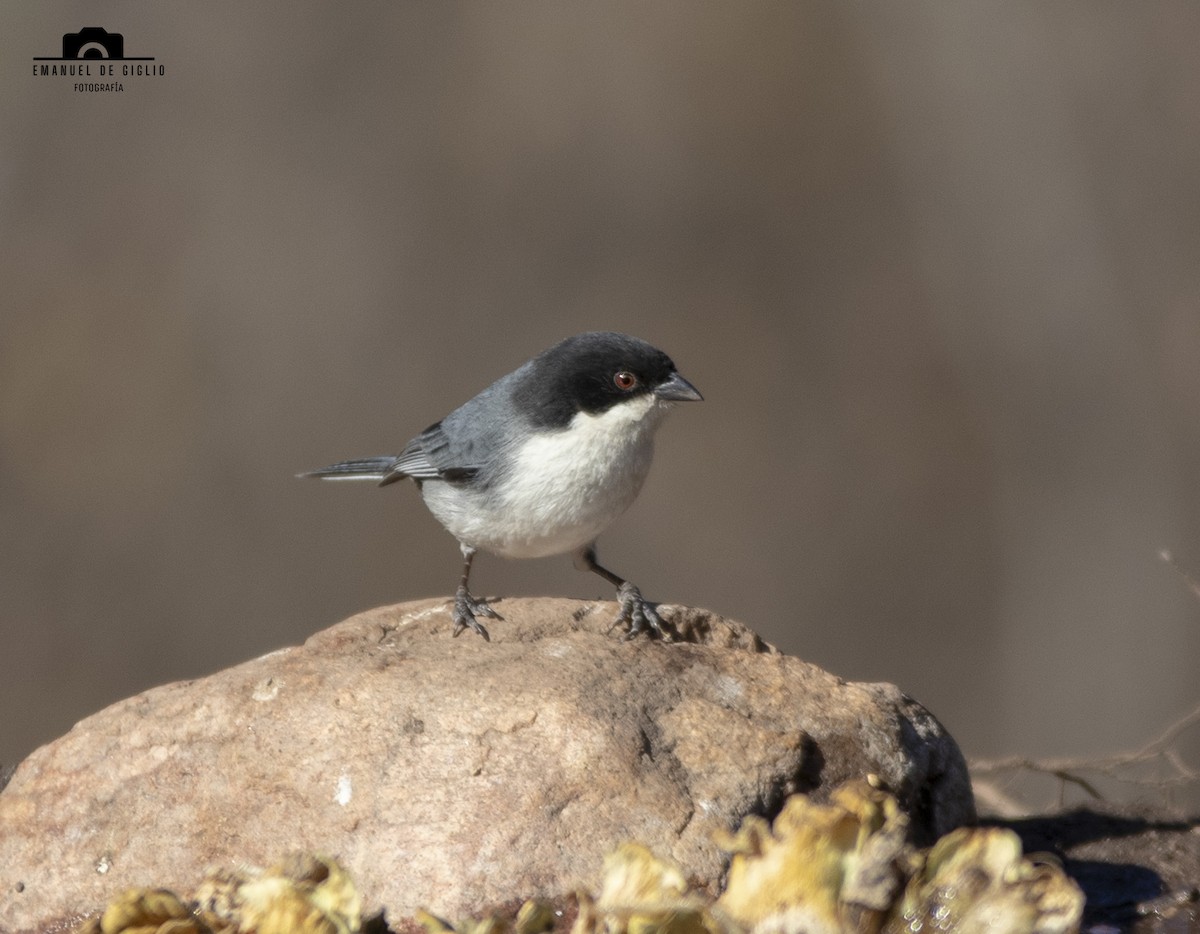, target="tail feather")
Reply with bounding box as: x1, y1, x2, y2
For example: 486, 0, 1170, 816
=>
298, 457, 400, 482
